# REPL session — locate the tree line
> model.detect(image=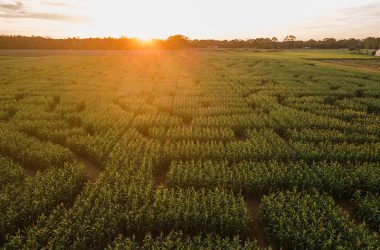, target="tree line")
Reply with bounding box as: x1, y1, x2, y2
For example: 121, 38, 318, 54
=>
0, 34, 379, 50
